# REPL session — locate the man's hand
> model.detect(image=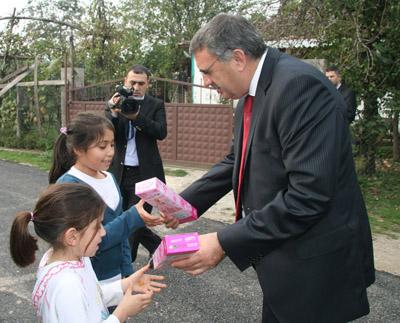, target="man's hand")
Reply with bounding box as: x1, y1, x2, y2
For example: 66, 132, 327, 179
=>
109, 92, 141, 120
109, 92, 121, 109
171, 232, 225, 275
